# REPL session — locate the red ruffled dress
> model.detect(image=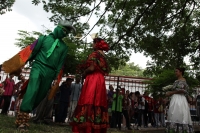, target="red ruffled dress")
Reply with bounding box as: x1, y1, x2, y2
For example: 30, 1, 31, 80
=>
70, 51, 109, 133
